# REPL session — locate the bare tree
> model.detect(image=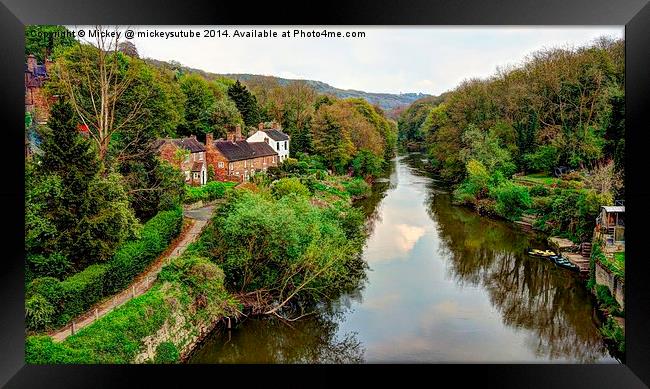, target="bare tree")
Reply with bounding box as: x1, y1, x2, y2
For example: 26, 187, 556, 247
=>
57, 25, 148, 163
